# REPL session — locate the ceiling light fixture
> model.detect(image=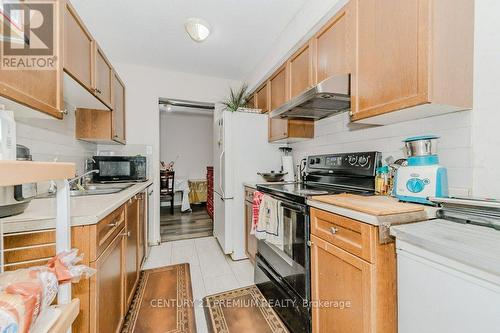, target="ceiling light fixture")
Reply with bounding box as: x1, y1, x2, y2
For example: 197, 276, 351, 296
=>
185, 18, 211, 42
